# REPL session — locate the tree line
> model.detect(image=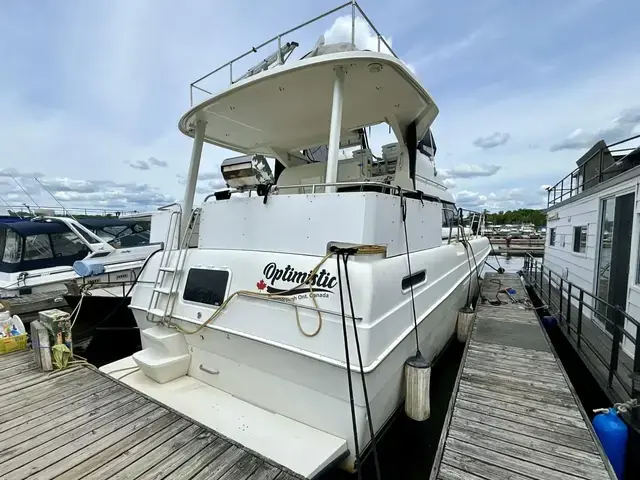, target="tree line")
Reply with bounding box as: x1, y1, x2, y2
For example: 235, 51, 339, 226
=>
483, 209, 547, 227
